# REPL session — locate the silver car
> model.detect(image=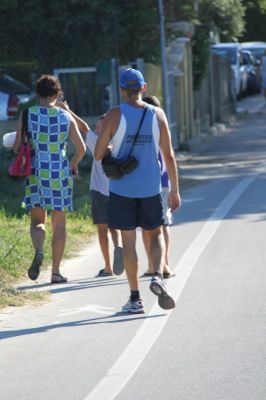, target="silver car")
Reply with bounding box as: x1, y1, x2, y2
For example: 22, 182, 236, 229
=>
211, 43, 249, 99
0, 71, 33, 120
